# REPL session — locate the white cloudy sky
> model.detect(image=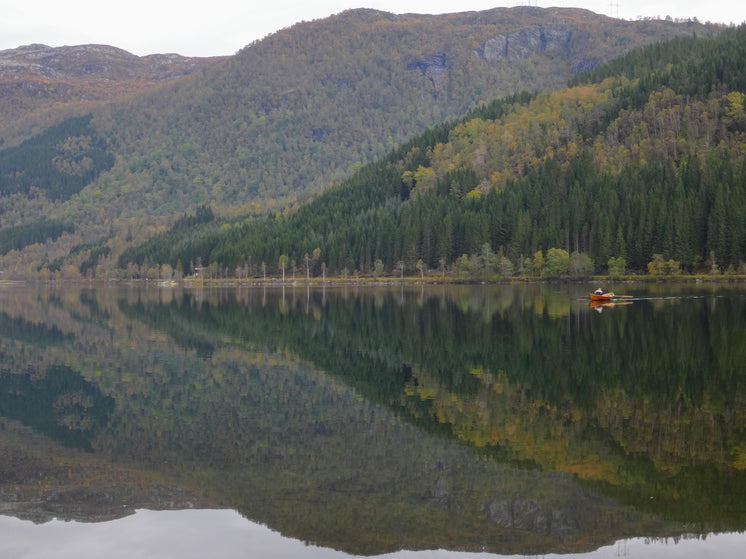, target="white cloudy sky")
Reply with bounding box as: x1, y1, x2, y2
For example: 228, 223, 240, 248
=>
2, 1, 744, 57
